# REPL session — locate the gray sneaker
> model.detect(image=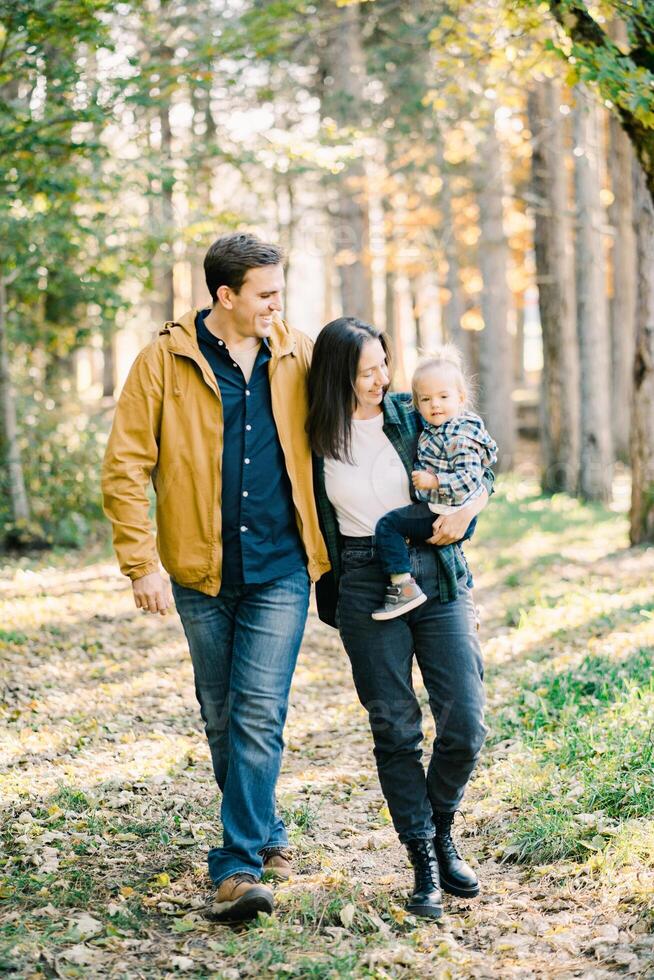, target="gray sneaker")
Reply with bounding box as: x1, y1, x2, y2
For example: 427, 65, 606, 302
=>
371, 578, 428, 620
